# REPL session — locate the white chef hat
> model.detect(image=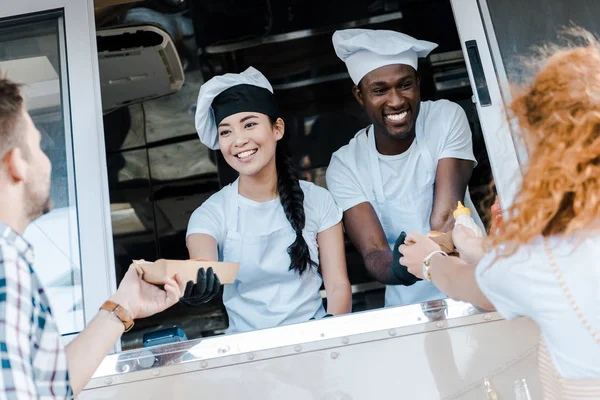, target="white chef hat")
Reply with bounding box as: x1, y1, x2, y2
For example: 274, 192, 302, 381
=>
332, 29, 438, 85
195, 67, 277, 150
